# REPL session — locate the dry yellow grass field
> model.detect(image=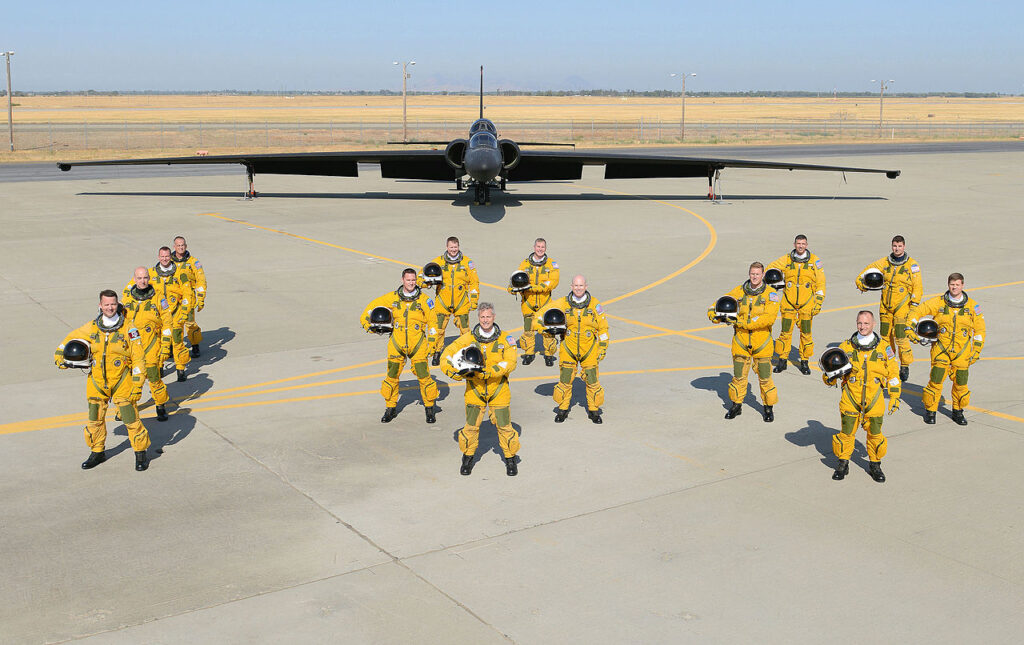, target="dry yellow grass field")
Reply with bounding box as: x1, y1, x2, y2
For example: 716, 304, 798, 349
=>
10, 93, 1024, 124
2, 94, 1021, 162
